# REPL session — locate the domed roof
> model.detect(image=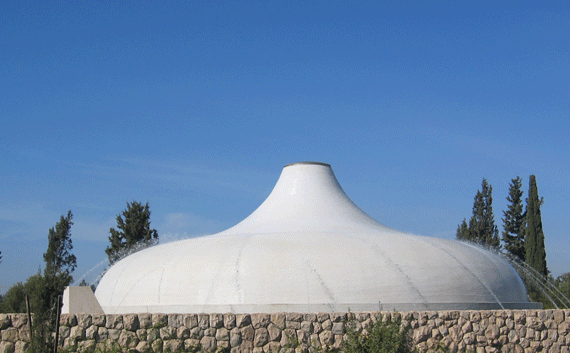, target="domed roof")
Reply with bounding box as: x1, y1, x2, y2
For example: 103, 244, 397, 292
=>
95, 162, 536, 313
